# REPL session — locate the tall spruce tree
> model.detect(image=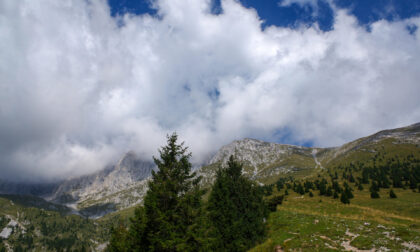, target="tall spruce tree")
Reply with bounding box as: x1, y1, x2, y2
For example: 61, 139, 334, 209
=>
207, 156, 268, 251
108, 133, 205, 251
144, 133, 205, 251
